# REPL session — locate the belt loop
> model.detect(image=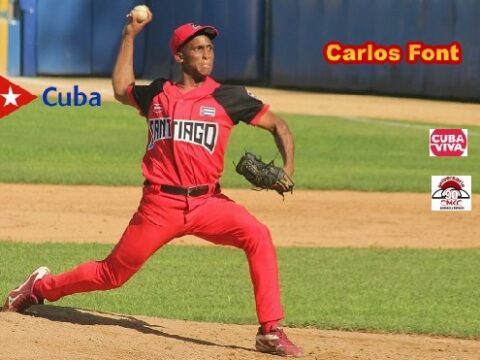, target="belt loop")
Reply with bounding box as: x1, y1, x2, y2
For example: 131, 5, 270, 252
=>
144, 180, 160, 194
